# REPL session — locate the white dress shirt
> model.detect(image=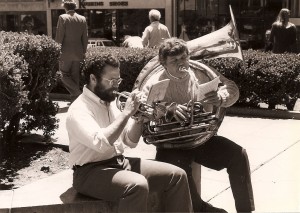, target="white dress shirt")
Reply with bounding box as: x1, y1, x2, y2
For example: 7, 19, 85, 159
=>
66, 86, 137, 167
